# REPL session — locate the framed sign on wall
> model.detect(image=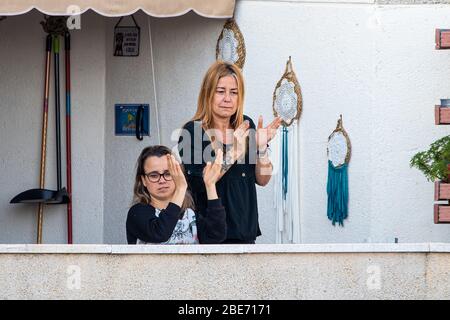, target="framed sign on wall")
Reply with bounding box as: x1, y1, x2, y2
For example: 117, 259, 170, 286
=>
113, 15, 140, 57
115, 104, 149, 140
